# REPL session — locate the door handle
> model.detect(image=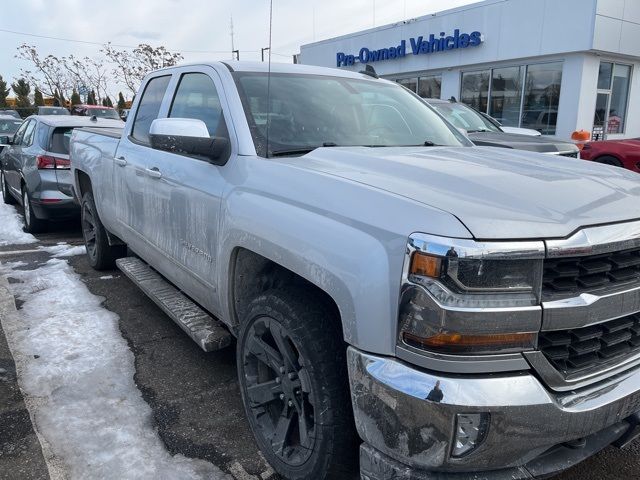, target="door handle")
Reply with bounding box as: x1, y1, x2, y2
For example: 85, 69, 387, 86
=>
145, 167, 162, 179
115, 156, 127, 167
